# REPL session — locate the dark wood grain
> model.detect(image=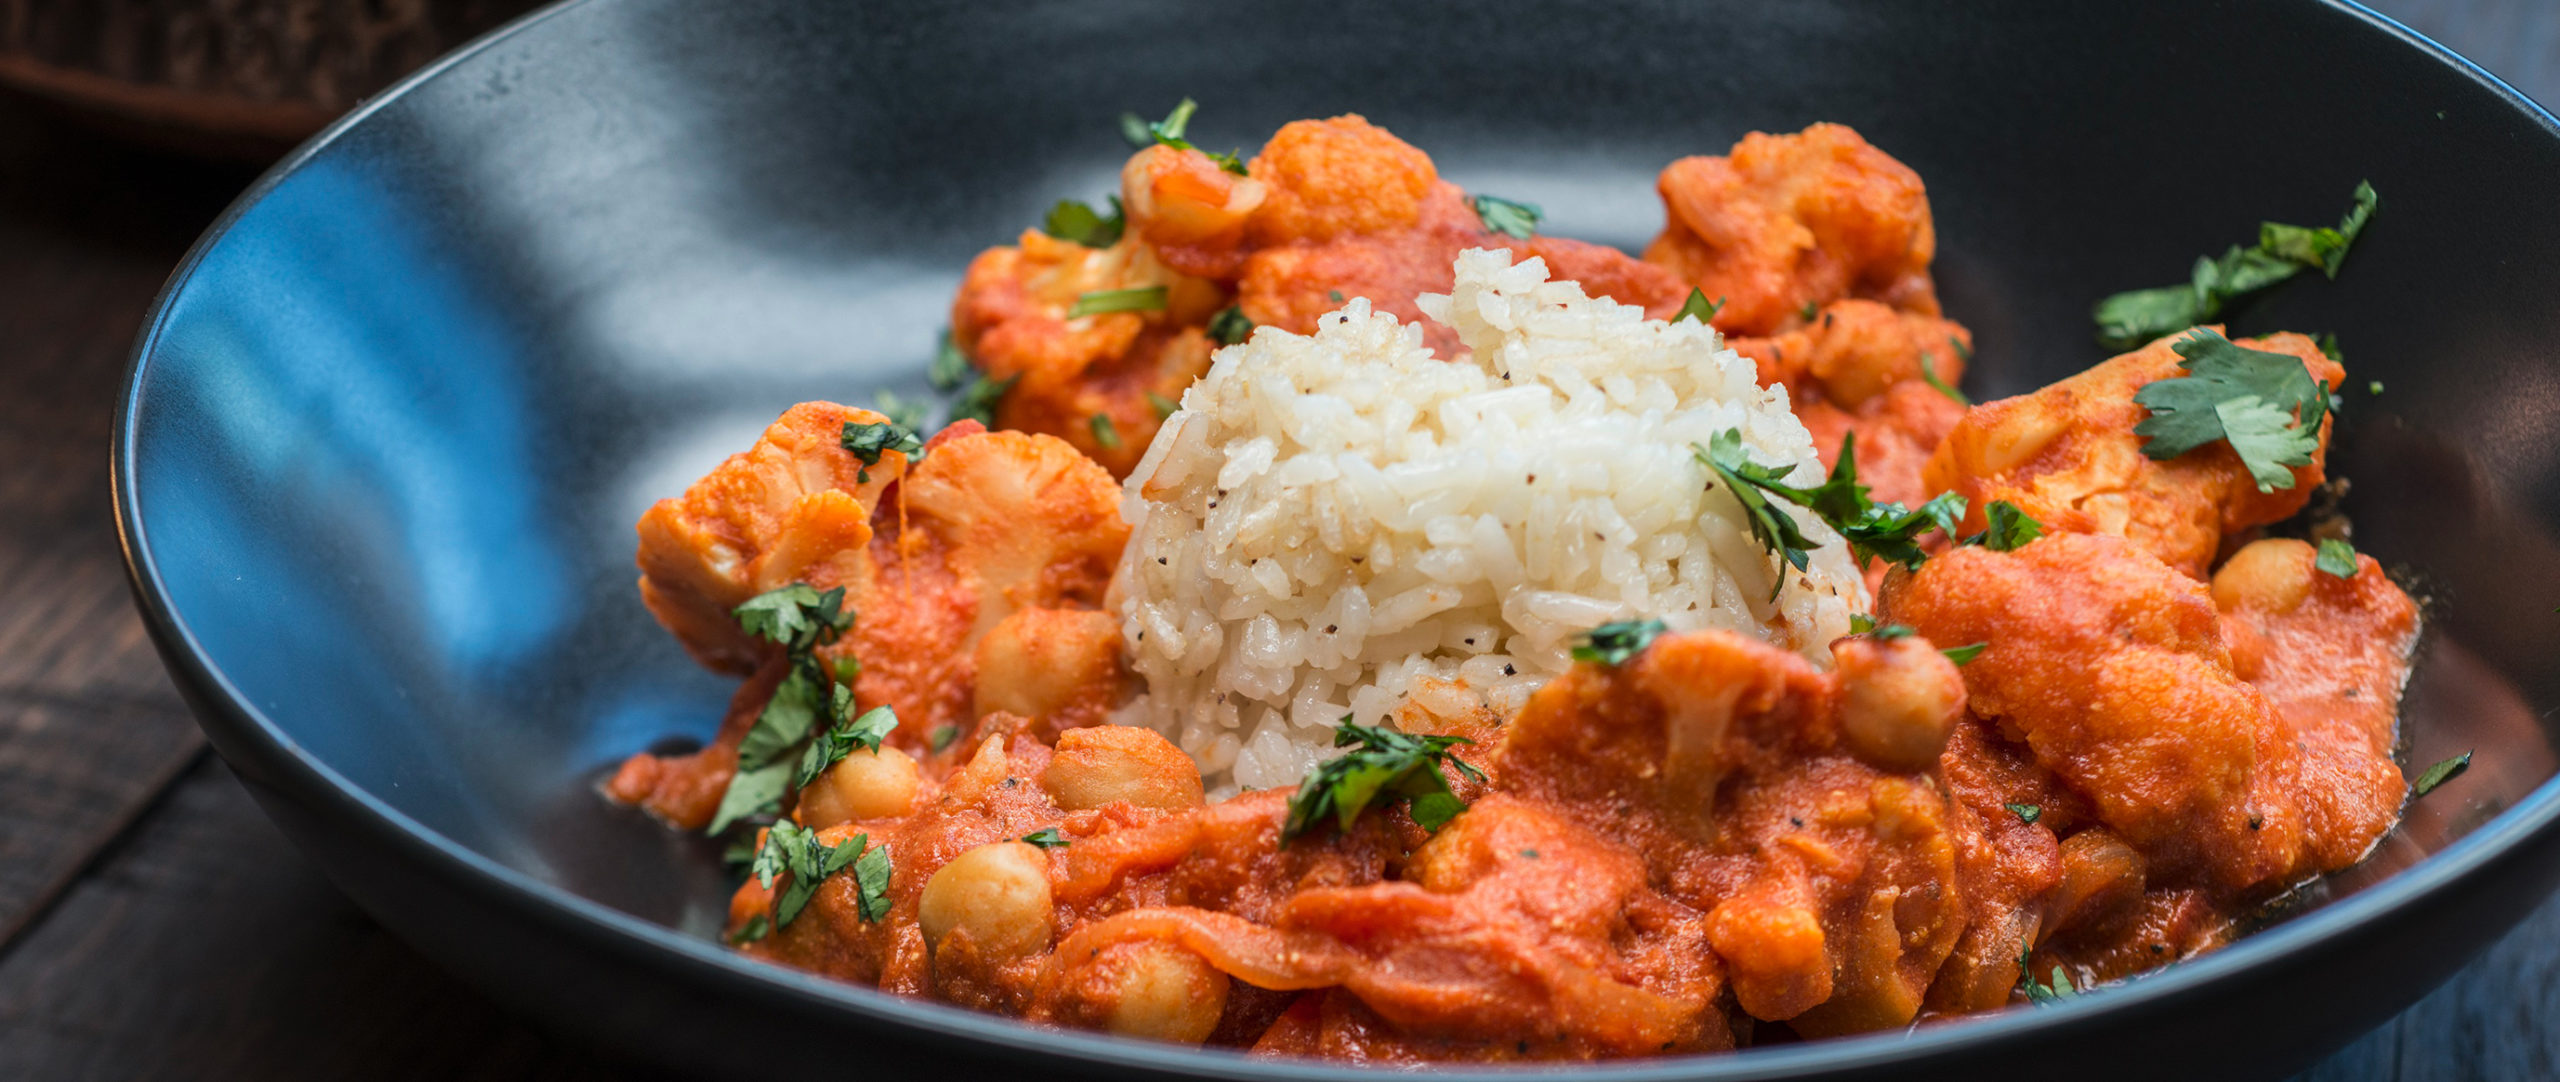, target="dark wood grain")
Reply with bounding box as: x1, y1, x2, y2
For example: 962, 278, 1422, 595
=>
0, 1, 2549, 1079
